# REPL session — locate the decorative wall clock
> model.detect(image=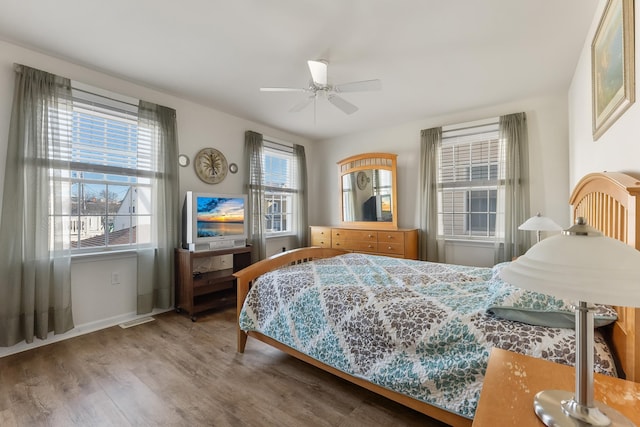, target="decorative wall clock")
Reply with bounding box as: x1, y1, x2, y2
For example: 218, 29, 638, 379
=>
194, 147, 228, 184
356, 171, 368, 190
